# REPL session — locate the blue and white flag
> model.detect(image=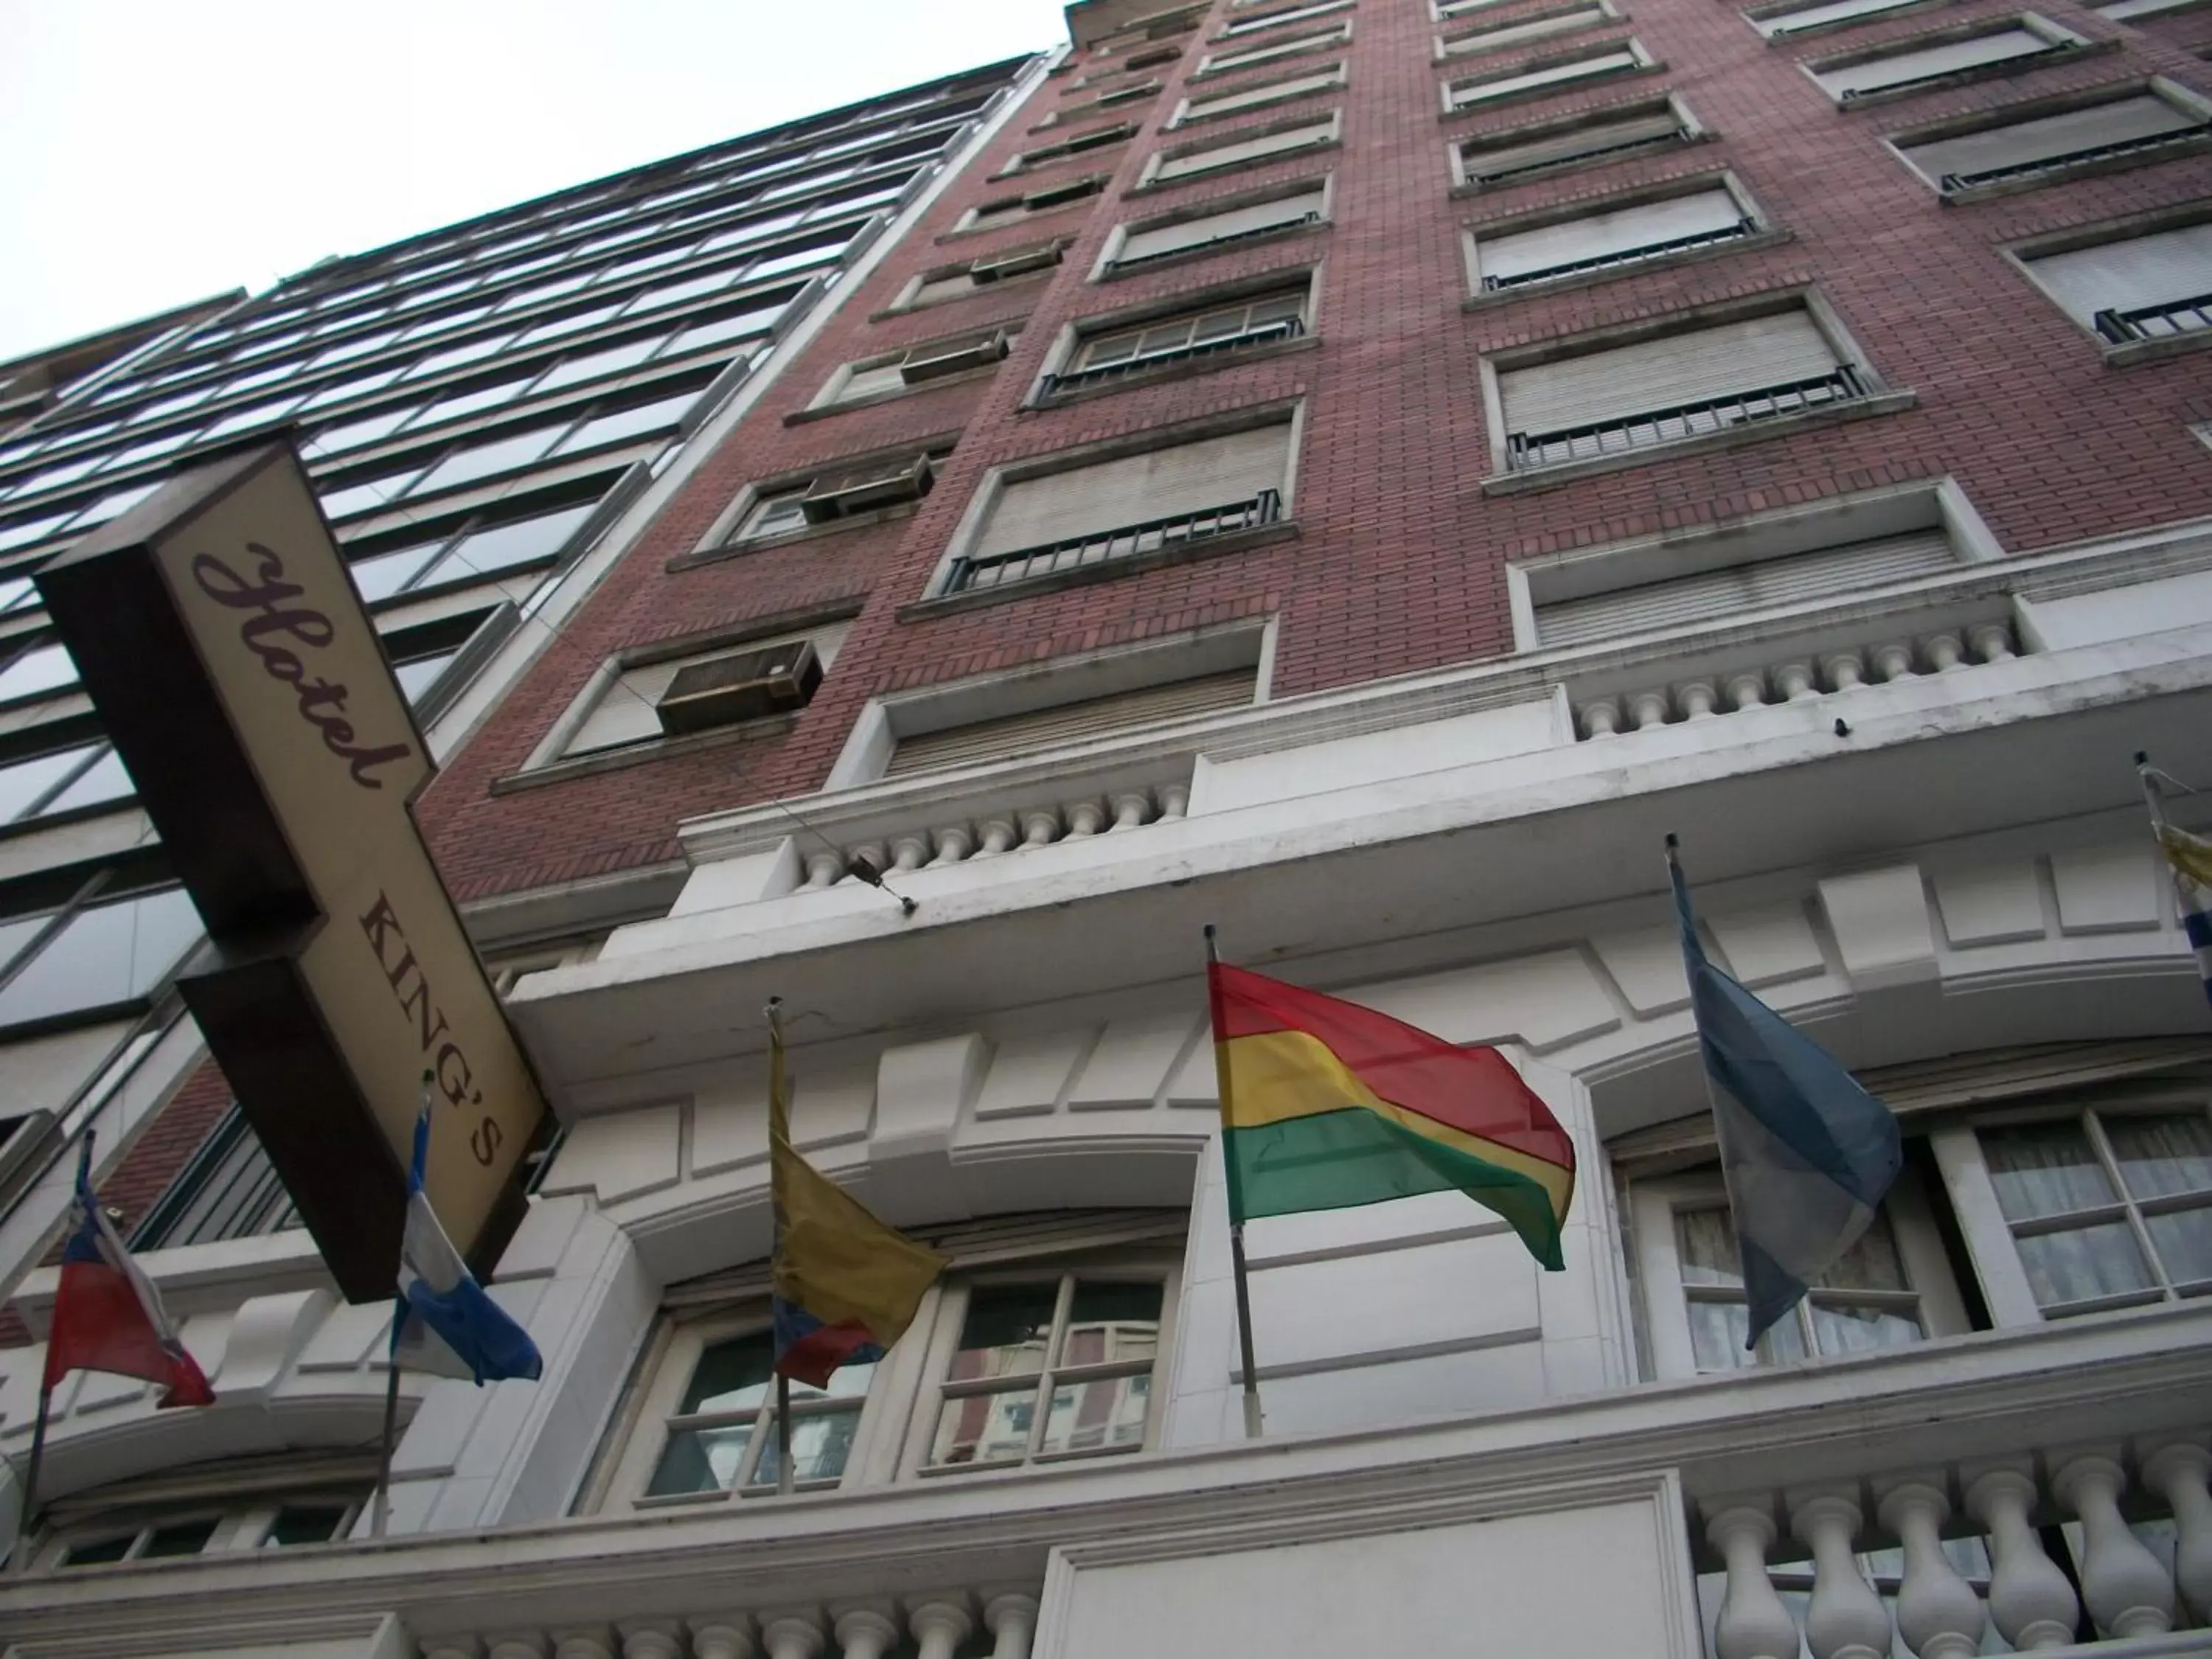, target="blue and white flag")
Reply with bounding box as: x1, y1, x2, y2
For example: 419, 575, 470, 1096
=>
2139, 755, 2212, 1015
1669, 839, 1903, 1347
392, 1096, 542, 1385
